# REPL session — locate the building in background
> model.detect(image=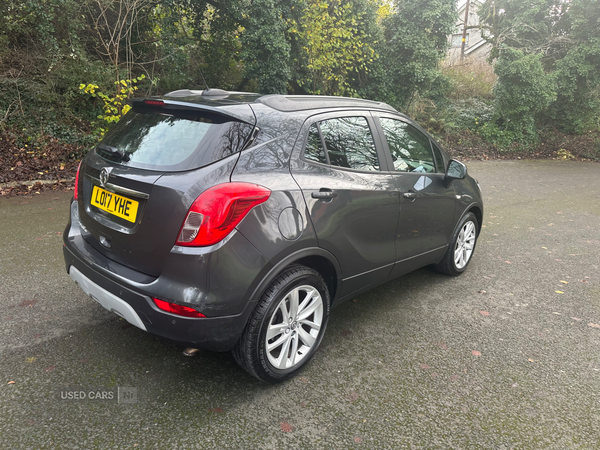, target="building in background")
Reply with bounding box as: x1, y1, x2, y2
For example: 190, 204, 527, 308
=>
446, 0, 491, 64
